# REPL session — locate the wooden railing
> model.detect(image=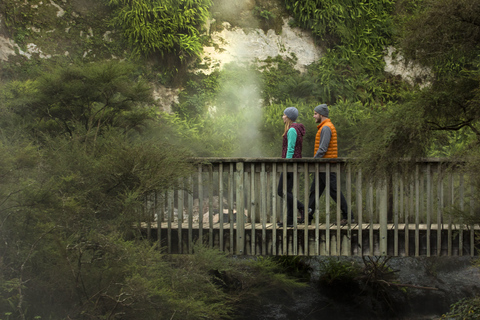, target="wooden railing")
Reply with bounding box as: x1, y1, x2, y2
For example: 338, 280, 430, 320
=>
139, 158, 479, 257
